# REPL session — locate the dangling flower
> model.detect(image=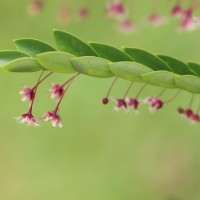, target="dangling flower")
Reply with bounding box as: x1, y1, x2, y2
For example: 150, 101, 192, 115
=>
179, 8, 197, 31
177, 107, 185, 114
56, 4, 71, 25
190, 113, 200, 124
171, 4, 182, 17
28, 0, 44, 16
19, 86, 35, 102
119, 19, 135, 34
102, 98, 109, 105
184, 108, 194, 118
180, 17, 196, 31
148, 13, 165, 26
127, 98, 140, 111
78, 7, 89, 21
115, 99, 127, 111
106, 0, 127, 20
49, 83, 64, 99
178, 107, 200, 124
17, 113, 39, 126
145, 97, 163, 112
42, 112, 63, 128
